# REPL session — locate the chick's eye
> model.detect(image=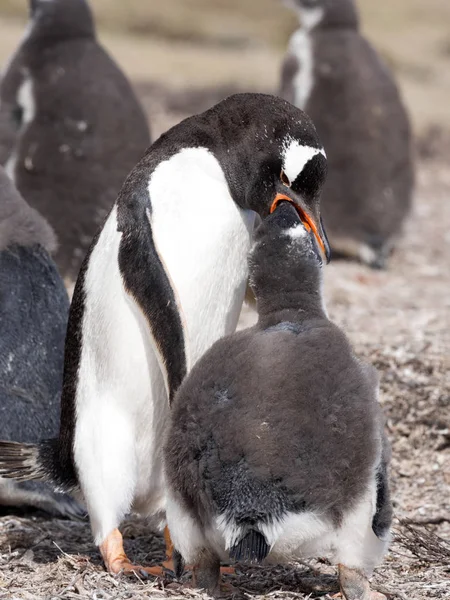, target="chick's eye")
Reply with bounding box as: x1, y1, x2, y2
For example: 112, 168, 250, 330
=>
280, 170, 291, 188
